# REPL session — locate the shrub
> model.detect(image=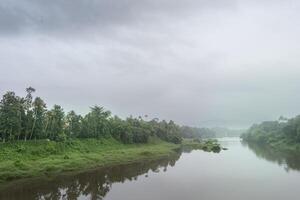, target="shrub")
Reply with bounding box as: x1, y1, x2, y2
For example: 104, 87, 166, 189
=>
16, 146, 26, 153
